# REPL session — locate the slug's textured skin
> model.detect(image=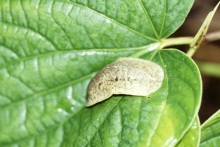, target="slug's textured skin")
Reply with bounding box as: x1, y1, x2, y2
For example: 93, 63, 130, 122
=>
86, 57, 164, 107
